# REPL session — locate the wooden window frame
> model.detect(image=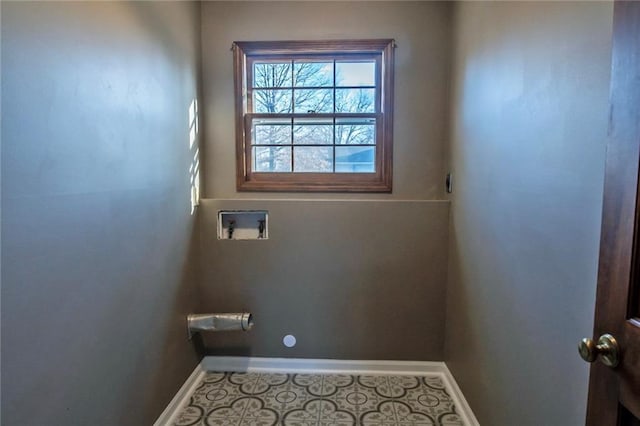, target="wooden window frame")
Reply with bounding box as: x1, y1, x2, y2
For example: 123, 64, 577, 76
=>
232, 39, 395, 192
